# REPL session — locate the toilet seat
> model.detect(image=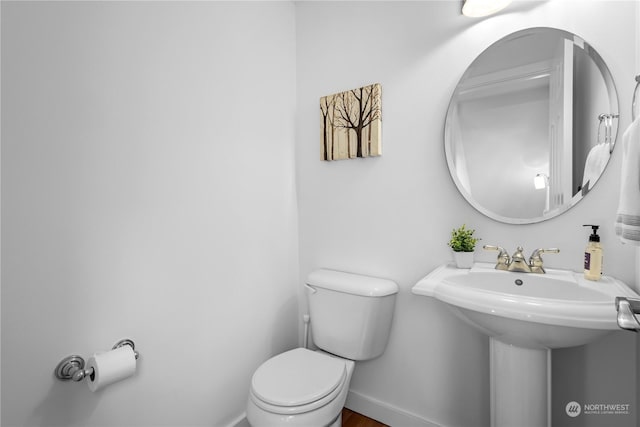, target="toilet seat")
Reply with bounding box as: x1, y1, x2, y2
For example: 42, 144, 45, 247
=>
250, 348, 347, 415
